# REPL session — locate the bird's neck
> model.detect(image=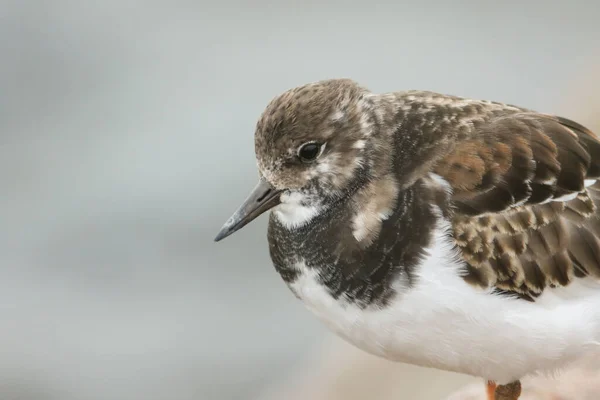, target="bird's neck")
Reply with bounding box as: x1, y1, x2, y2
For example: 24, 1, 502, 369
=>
267, 174, 449, 308
266, 92, 458, 307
